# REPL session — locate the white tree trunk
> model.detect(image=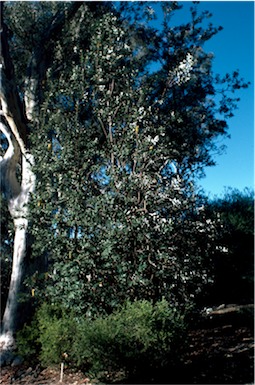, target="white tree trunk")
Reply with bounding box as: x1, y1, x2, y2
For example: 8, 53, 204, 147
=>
0, 20, 37, 358
0, 120, 35, 358
0, 1, 83, 364
0, 13, 37, 358
0, 218, 28, 349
